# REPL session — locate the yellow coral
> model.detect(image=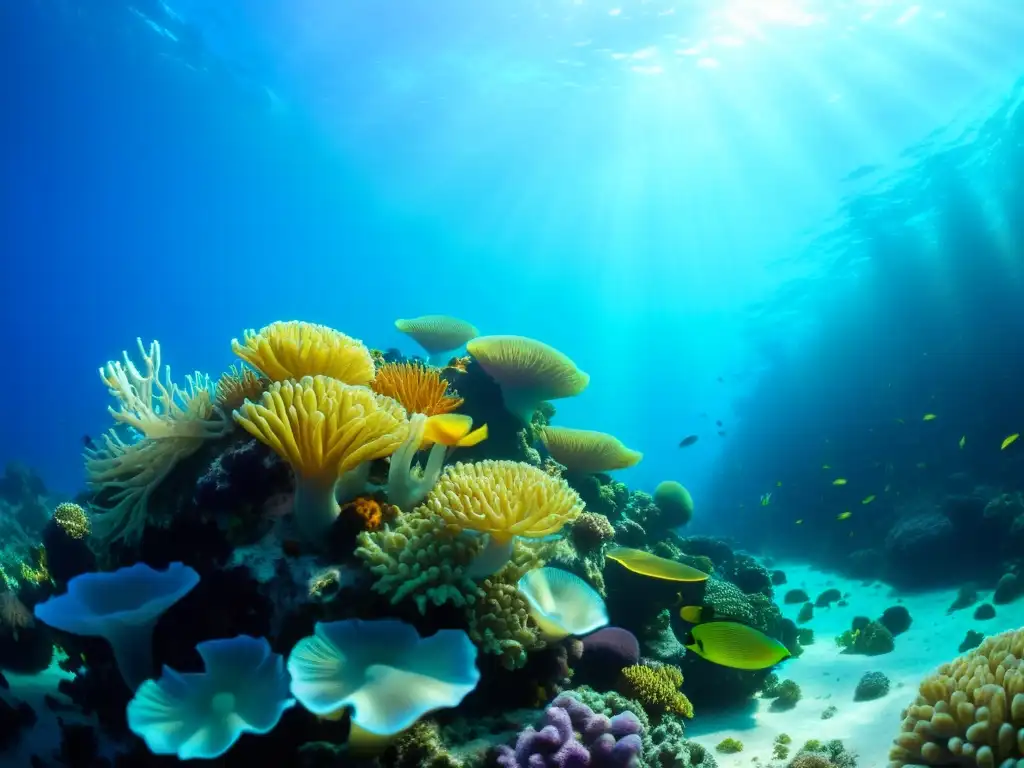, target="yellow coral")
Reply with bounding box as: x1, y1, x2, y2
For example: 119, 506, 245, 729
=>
20, 546, 50, 586
53, 502, 90, 539
539, 427, 643, 473
371, 362, 463, 416
621, 663, 694, 718
888, 626, 1024, 767
87, 339, 229, 544
231, 321, 375, 384
215, 364, 269, 412
234, 376, 408, 542
424, 460, 584, 545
